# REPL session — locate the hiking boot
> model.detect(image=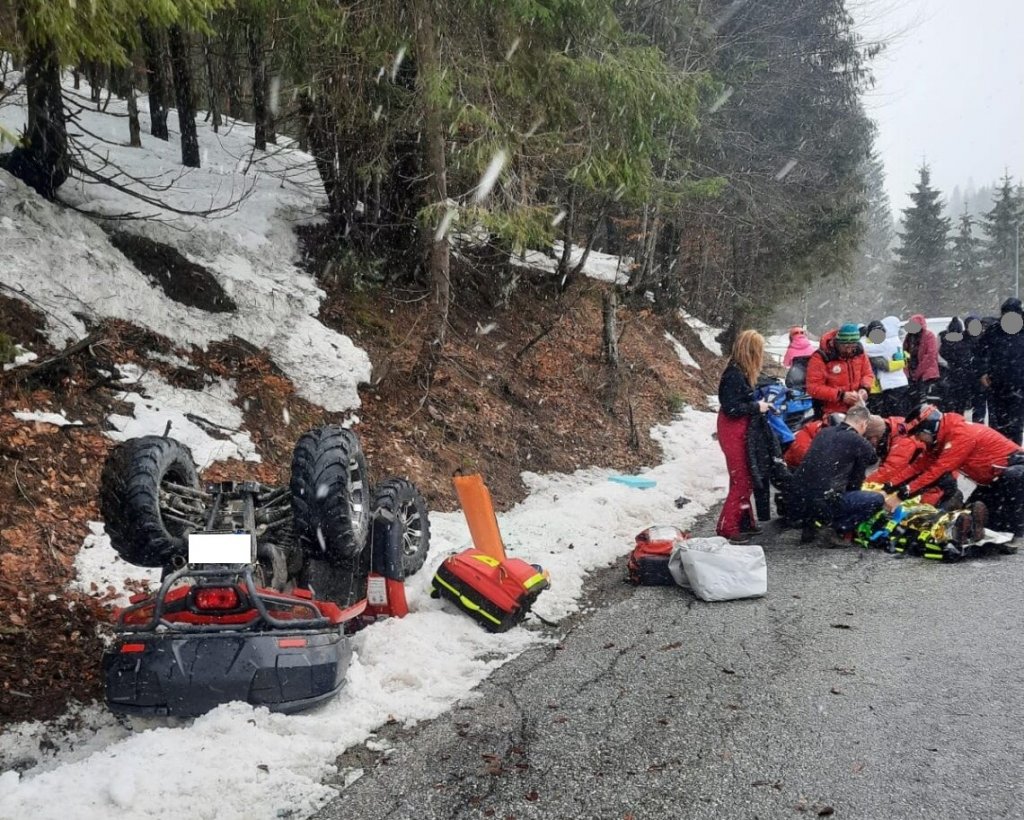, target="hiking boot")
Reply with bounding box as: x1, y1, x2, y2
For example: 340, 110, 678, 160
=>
969, 501, 988, 542
951, 513, 975, 548
799, 525, 817, 544
728, 533, 752, 544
